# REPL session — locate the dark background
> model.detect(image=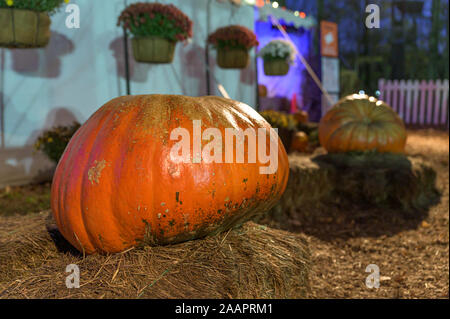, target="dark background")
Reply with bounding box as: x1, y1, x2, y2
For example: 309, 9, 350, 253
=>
279, 0, 449, 95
